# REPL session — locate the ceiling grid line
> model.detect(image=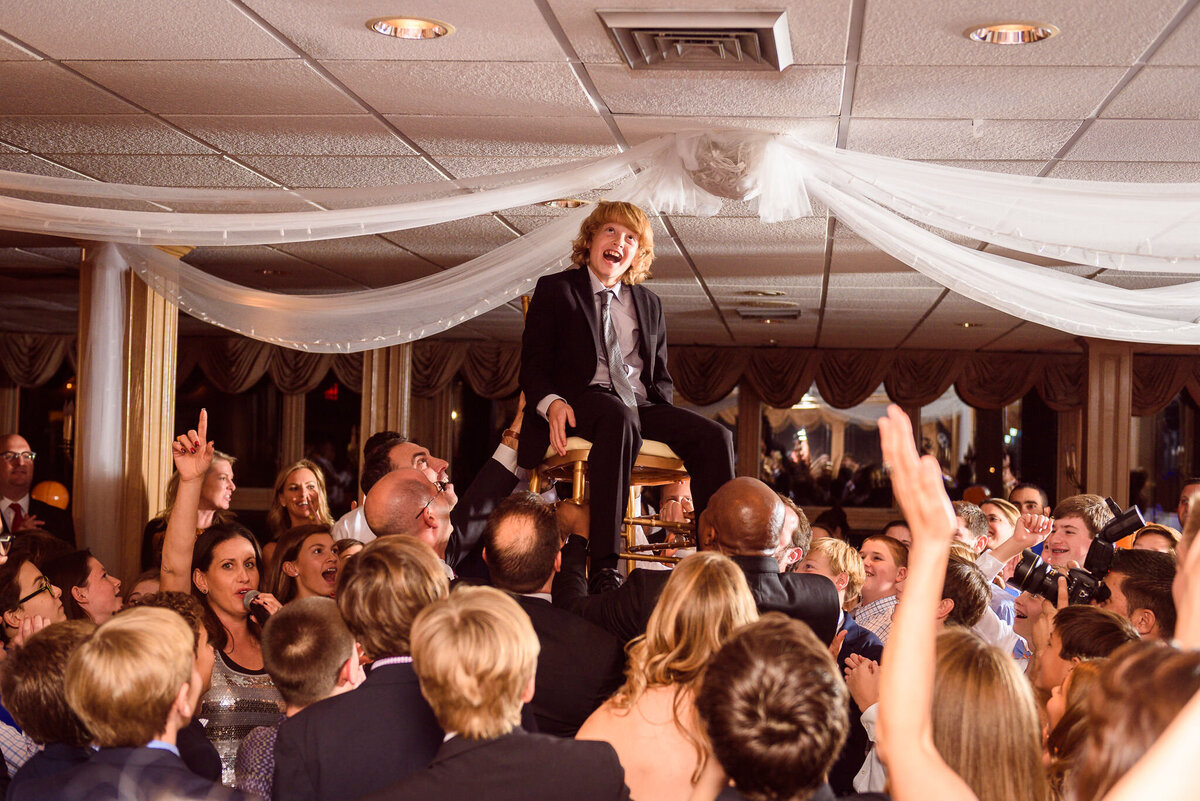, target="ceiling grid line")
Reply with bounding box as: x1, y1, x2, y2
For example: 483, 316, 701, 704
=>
814, 0, 867, 350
